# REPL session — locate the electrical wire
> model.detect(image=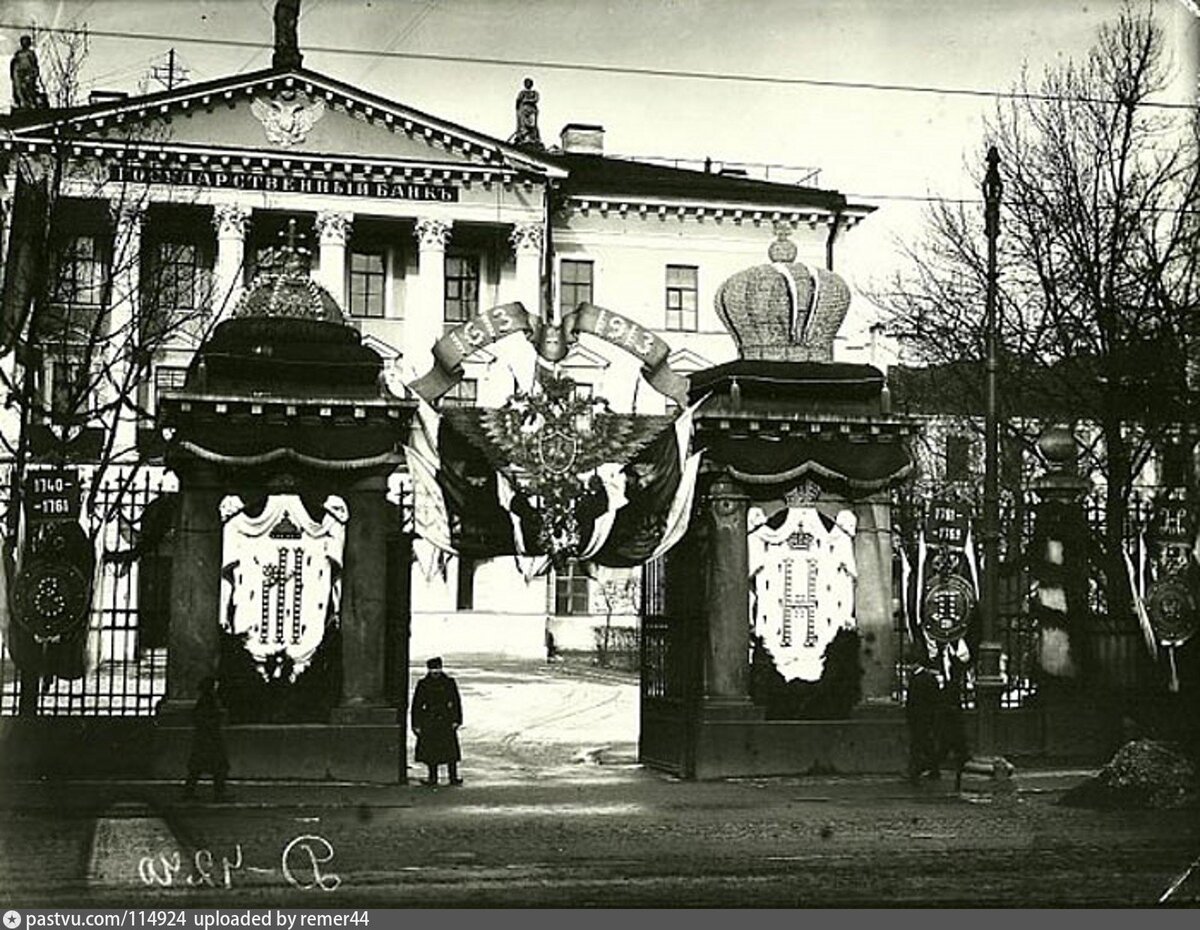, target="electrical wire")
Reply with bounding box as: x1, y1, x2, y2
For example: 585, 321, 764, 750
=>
1, 19, 1196, 111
